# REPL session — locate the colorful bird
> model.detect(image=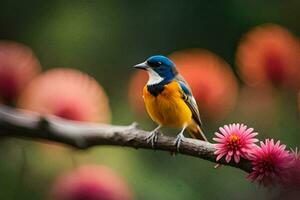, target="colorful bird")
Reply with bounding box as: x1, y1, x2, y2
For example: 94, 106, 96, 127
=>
133, 55, 207, 150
